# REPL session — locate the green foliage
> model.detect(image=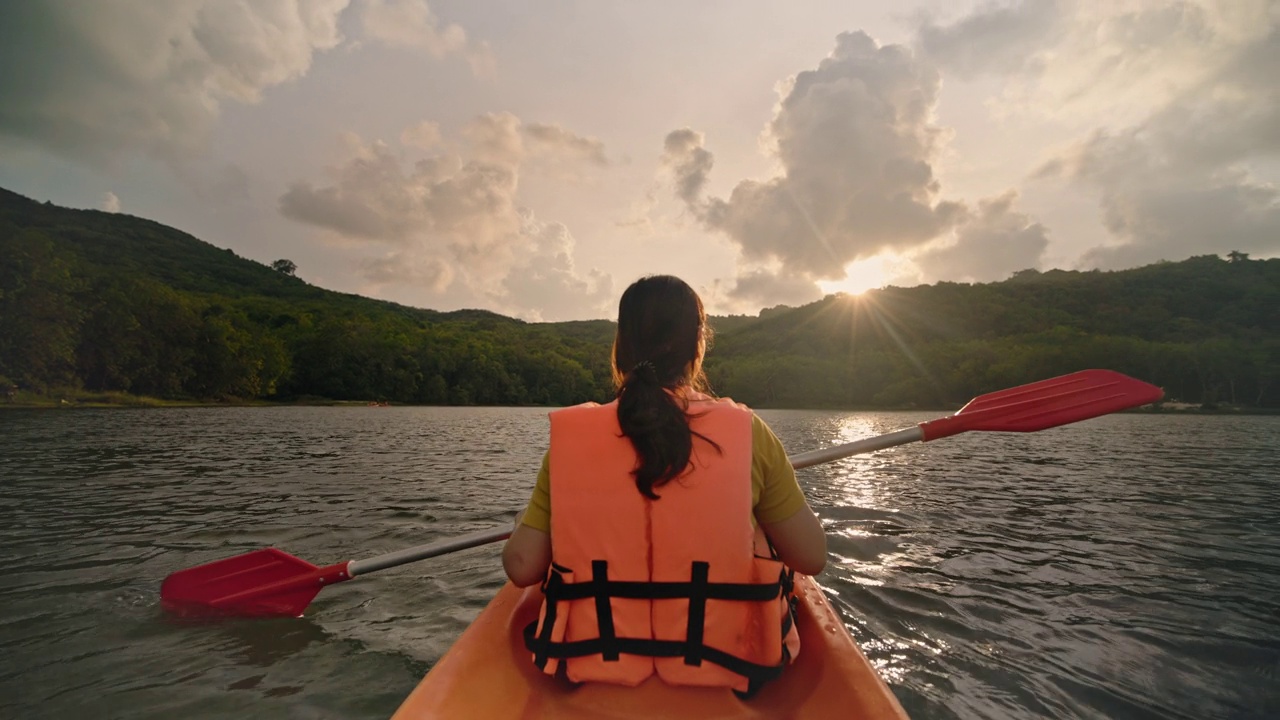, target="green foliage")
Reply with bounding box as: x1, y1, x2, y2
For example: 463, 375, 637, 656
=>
0, 186, 1276, 408
0, 226, 85, 391
708, 257, 1278, 408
